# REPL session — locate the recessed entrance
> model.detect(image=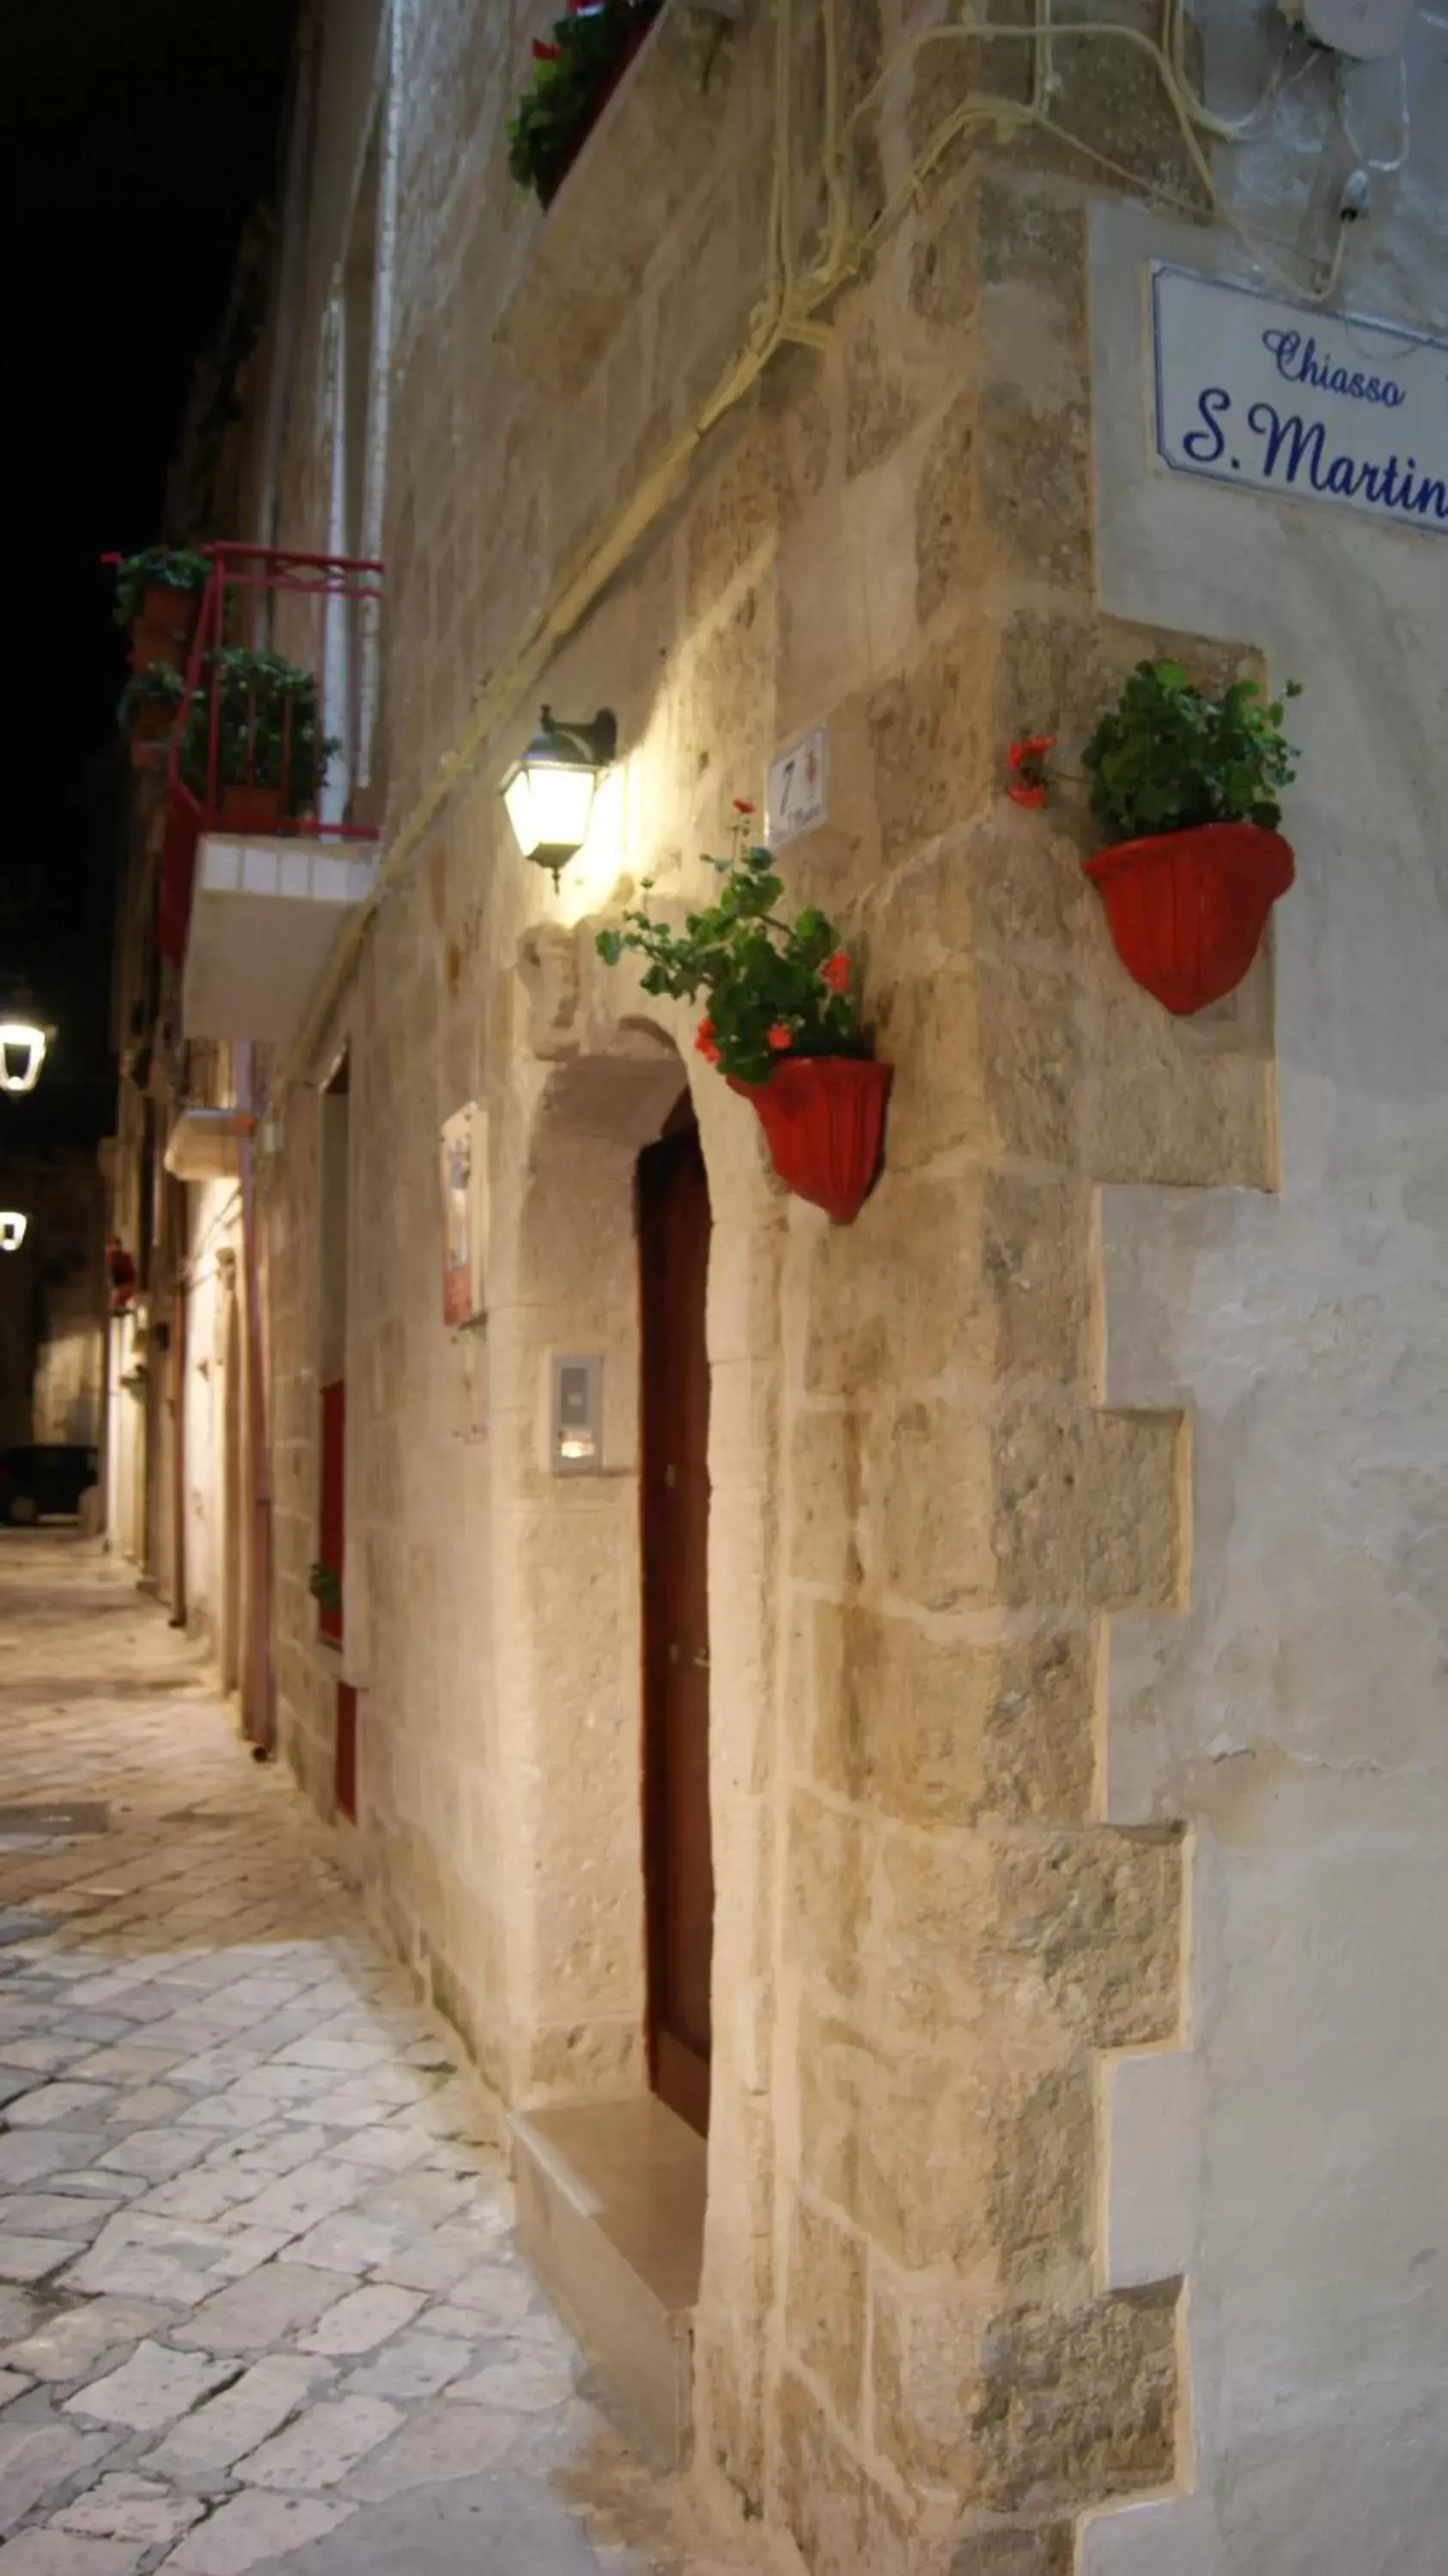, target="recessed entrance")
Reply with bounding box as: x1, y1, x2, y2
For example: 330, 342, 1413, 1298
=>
638, 1102, 714, 2138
